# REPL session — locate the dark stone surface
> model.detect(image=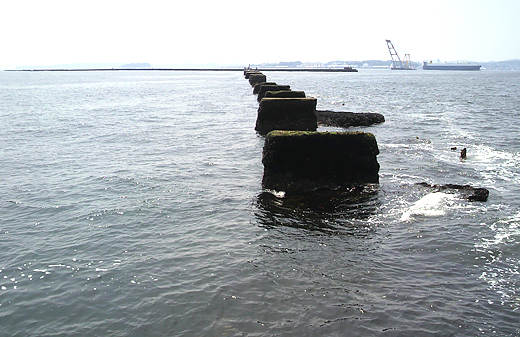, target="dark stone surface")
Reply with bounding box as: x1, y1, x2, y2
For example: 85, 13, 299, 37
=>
249, 73, 267, 86
257, 85, 291, 102
316, 110, 385, 127
264, 91, 306, 98
255, 98, 317, 135
244, 70, 261, 79
417, 182, 489, 202
253, 82, 277, 94
262, 130, 380, 193
460, 148, 467, 159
